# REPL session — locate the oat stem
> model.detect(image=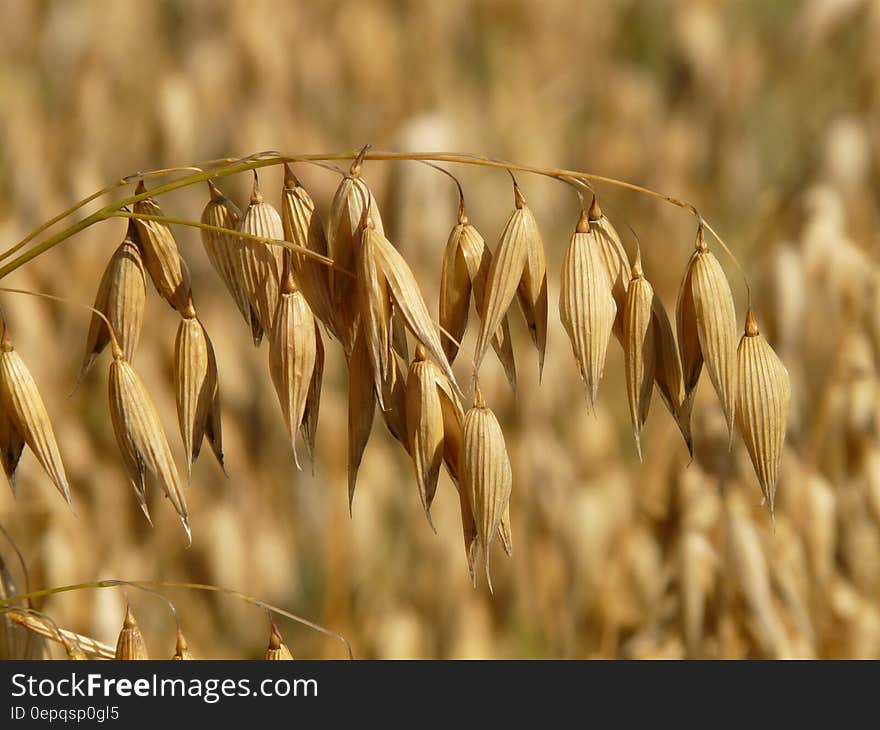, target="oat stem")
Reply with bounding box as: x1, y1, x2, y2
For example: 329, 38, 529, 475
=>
0, 579, 354, 659
0, 149, 743, 287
